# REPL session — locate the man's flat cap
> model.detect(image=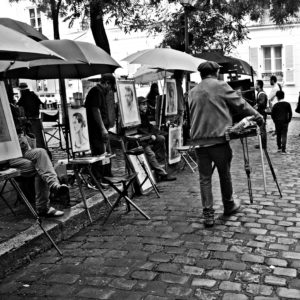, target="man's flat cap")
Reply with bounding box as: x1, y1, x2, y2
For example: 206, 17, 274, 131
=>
197, 61, 221, 72
101, 73, 116, 84
138, 96, 147, 104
